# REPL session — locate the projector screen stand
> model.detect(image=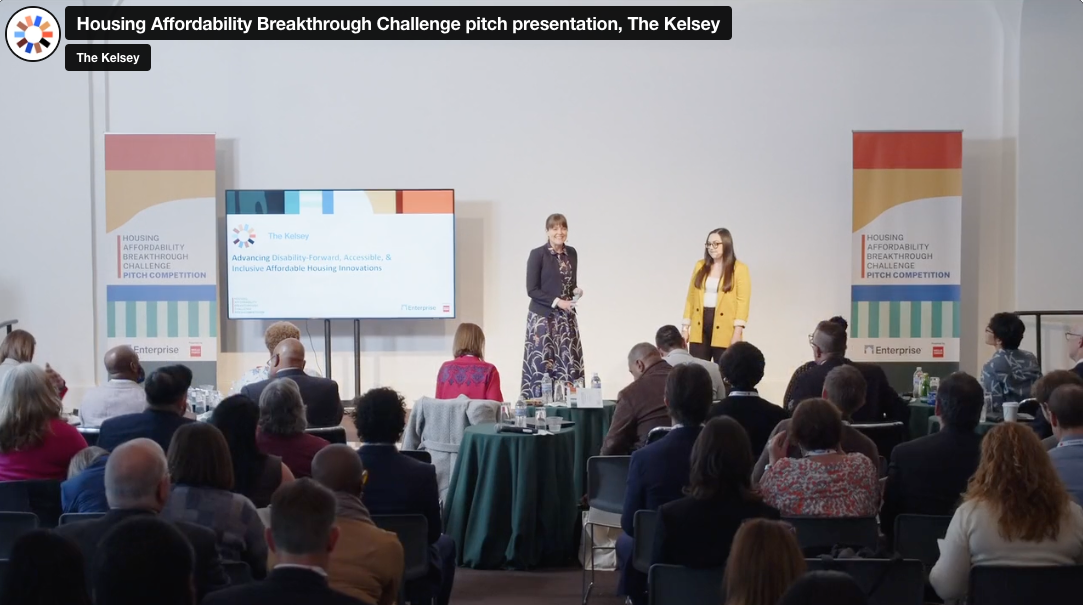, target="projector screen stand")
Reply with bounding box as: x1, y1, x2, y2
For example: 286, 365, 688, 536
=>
323, 319, 332, 381
353, 319, 361, 398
